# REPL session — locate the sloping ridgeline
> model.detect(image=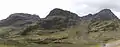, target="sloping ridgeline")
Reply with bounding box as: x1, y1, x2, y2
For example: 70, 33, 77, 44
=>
0, 8, 120, 47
